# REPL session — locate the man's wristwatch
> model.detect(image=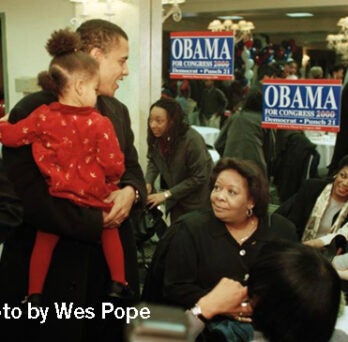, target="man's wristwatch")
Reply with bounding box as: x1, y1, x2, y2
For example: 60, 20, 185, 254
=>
164, 190, 171, 199
191, 304, 208, 323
